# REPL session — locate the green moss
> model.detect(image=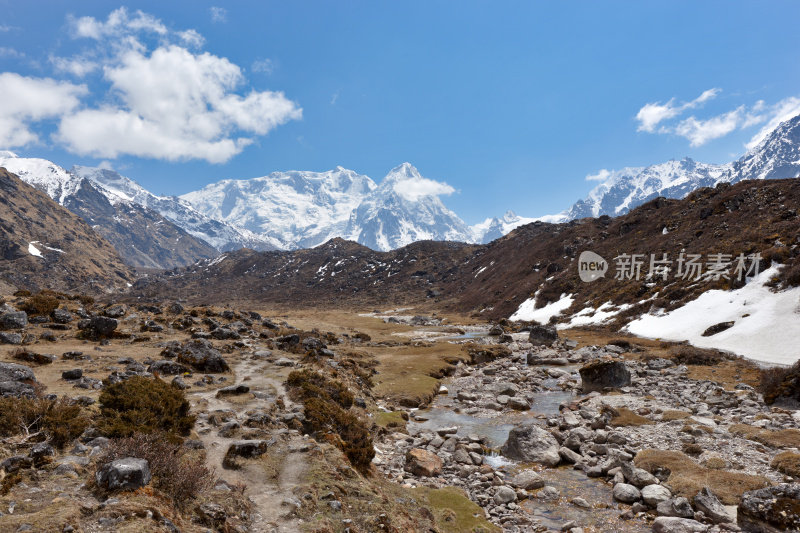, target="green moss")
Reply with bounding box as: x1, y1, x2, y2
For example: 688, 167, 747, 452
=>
375, 411, 407, 429
417, 486, 500, 533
